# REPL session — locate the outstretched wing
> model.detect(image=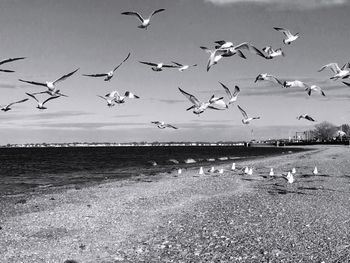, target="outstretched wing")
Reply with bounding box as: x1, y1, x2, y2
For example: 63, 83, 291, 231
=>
305, 115, 315, 122
0, 57, 26, 66
166, 124, 178, 129
318, 63, 340, 74
342, 81, 350, 87
273, 27, 292, 38
124, 91, 139, 99
42, 96, 60, 106
219, 82, 232, 99
97, 95, 107, 101
237, 105, 248, 119
162, 64, 177, 68
113, 52, 131, 72
0, 69, 15, 73
250, 45, 268, 59
6, 98, 29, 108
83, 73, 108, 78
171, 61, 183, 67
234, 42, 250, 51
25, 92, 39, 103
266, 75, 283, 85
121, 12, 144, 22
178, 87, 200, 106
150, 8, 165, 18
19, 79, 47, 87
139, 61, 158, 67
53, 68, 79, 85
151, 121, 161, 125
